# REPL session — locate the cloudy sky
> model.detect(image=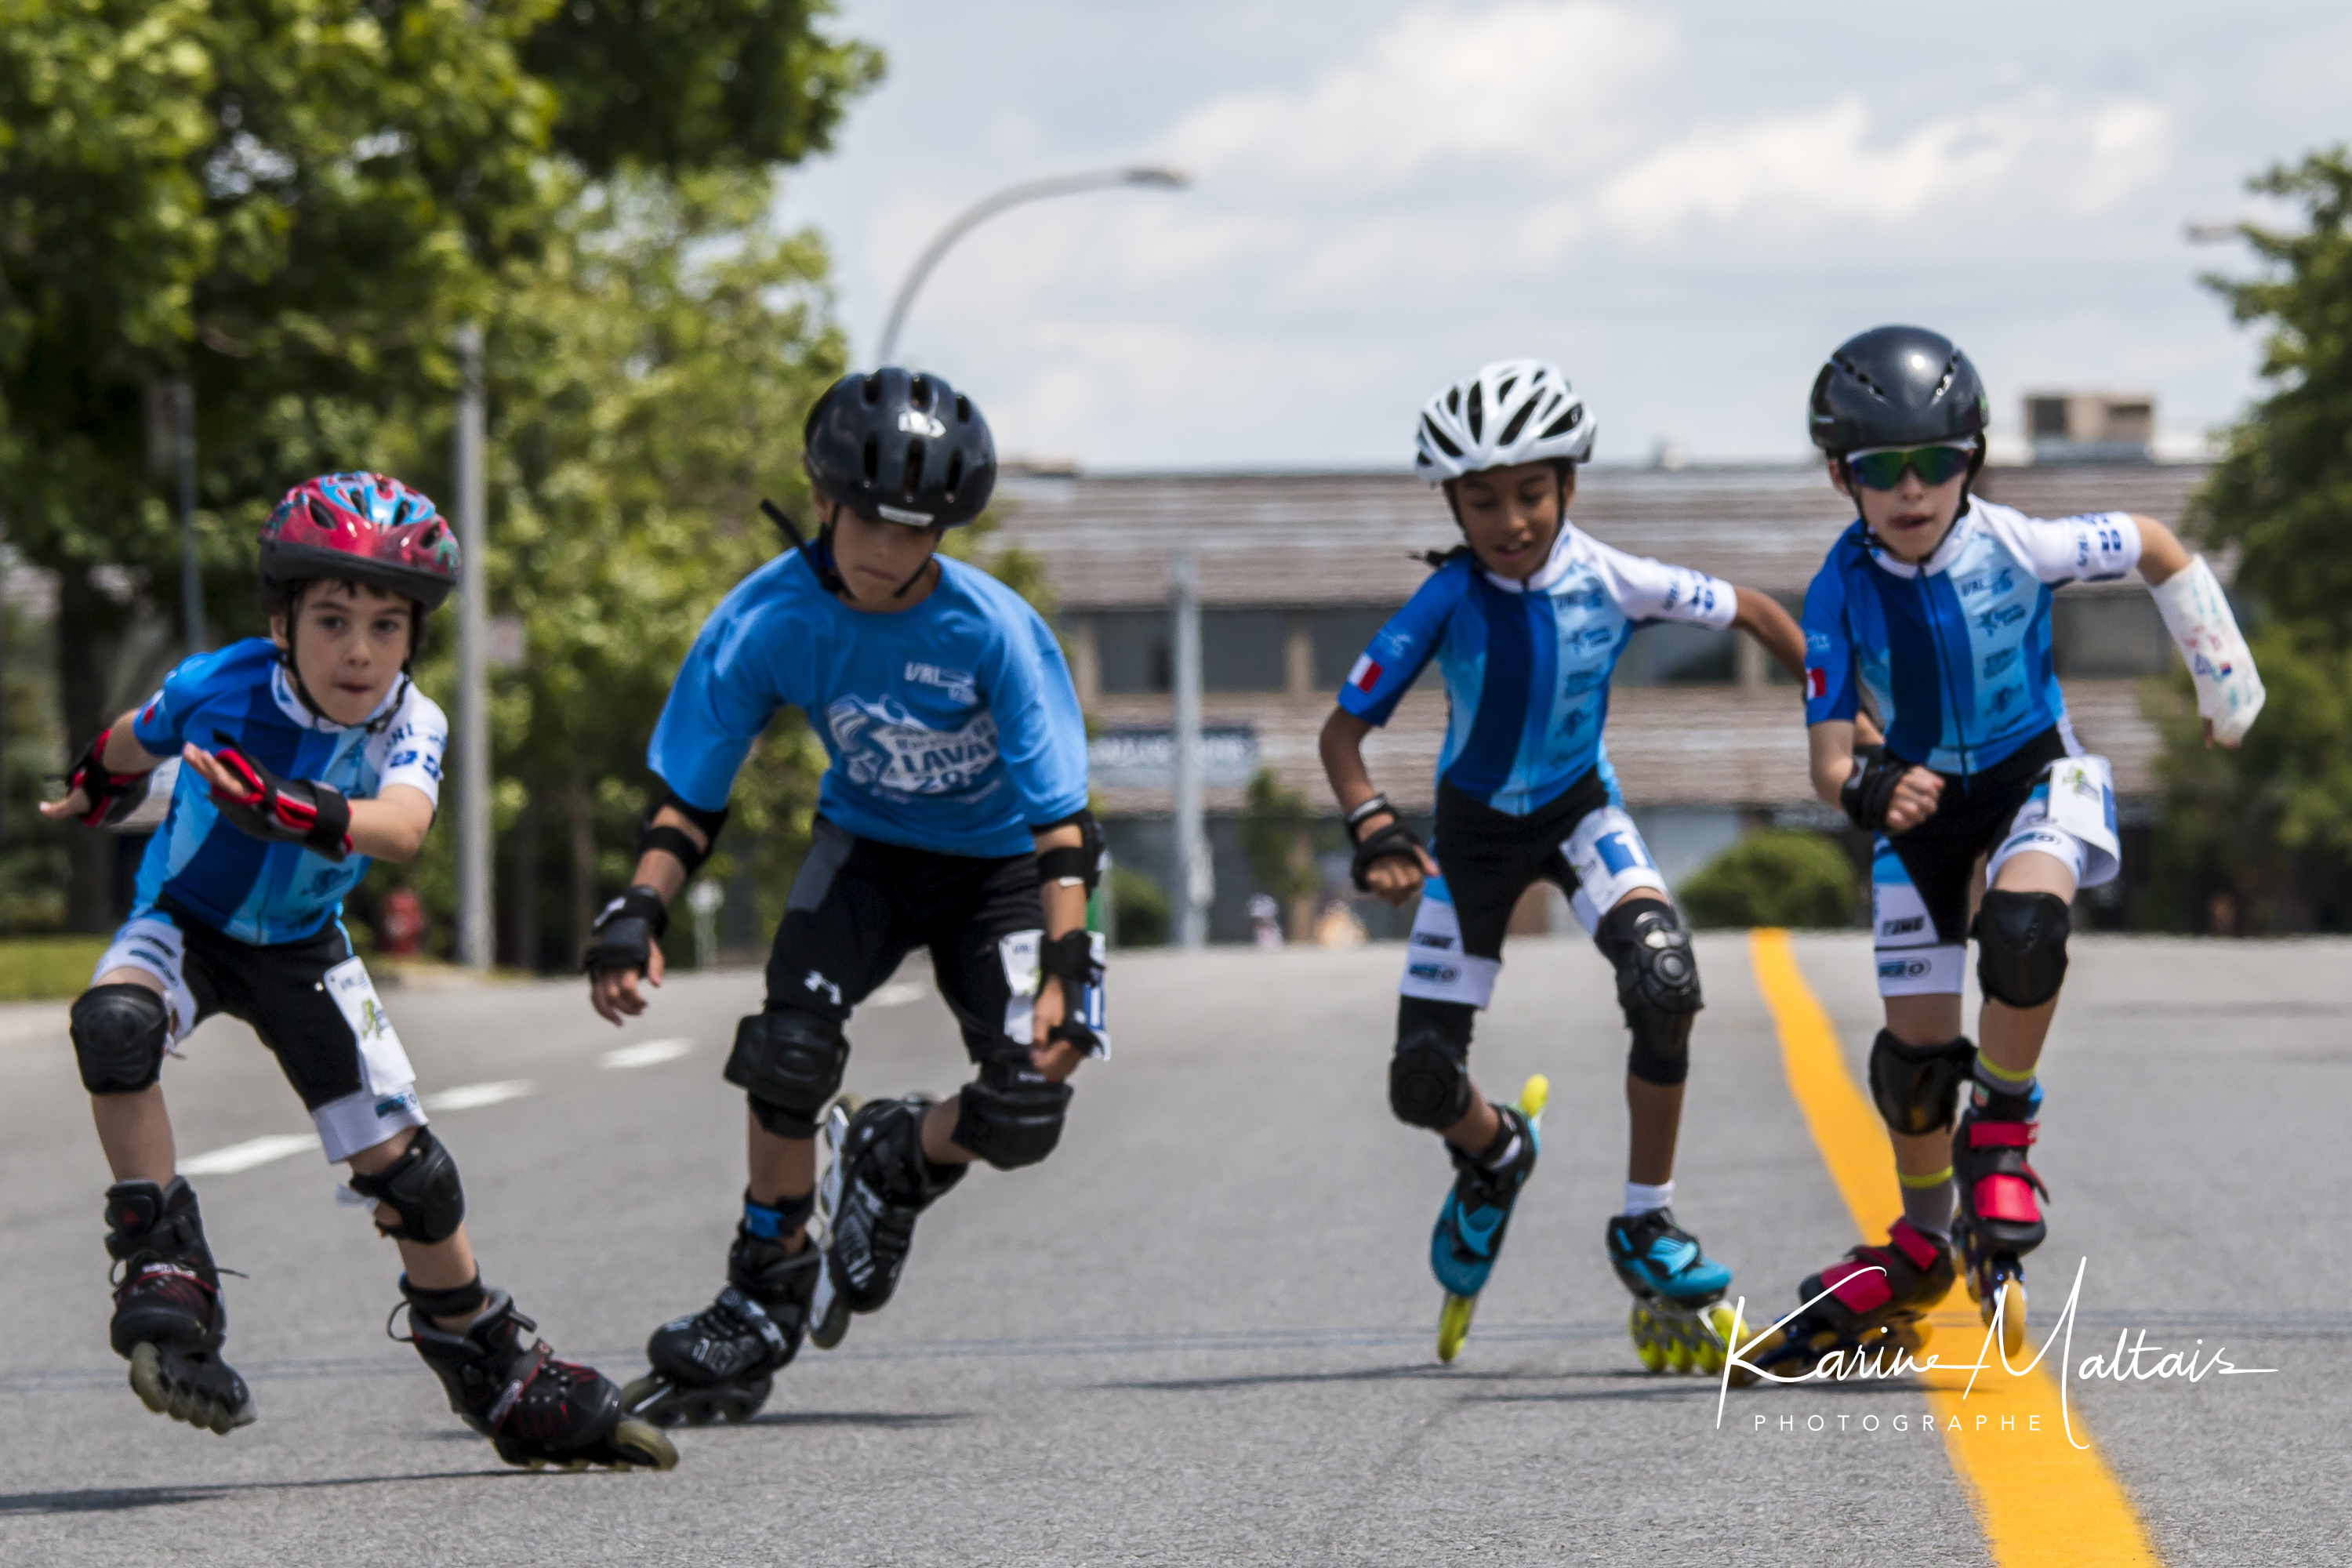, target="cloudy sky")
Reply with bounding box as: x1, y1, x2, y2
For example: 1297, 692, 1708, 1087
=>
778, 0, 2352, 470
